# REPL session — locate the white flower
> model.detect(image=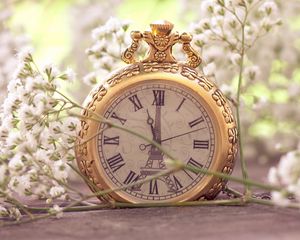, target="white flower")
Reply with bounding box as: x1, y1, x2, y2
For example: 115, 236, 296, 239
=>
8, 207, 21, 221
0, 206, 8, 216
8, 175, 31, 195
229, 53, 241, 66
220, 83, 234, 96
6, 131, 22, 148
270, 191, 290, 207
194, 34, 209, 47
277, 151, 300, 186
198, 18, 211, 30
52, 160, 69, 180
49, 186, 65, 198
268, 151, 300, 206
17, 46, 33, 63
50, 204, 63, 218
64, 68, 76, 82
201, 0, 215, 14
83, 72, 97, 86
85, 18, 134, 87
244, 65, 260, 81
259, 1, 278, 15
42, 62, 60, 80
203, 62, 216, 76
0, 164, 7, 183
